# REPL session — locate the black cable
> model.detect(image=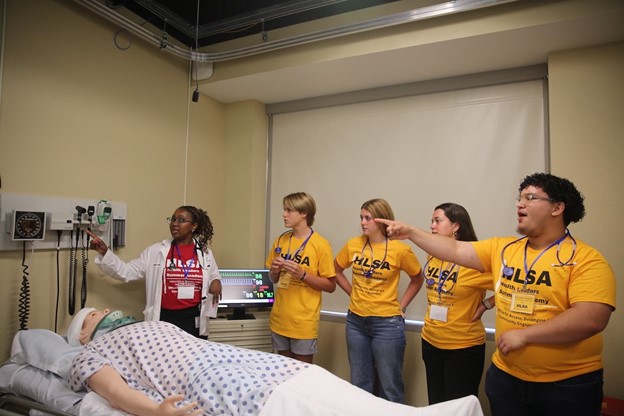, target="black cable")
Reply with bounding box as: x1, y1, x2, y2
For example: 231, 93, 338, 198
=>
18, 241, 31, 330
68, 230, 77, 315
81, 208, 95, 309
55, 230, 62, 333
72, 206, 86, 314
192, 0, 200, 102
80, 230, 88, 309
